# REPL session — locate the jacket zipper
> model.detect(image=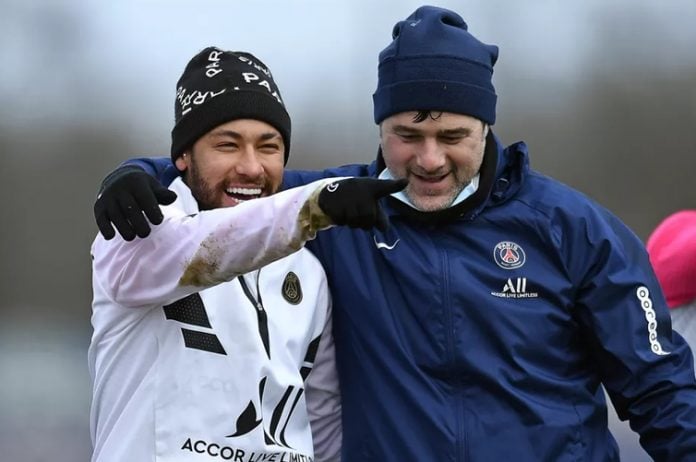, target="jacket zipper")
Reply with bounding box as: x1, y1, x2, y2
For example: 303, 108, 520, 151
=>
238, 271, 271, 358
441, 245, 467, 461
